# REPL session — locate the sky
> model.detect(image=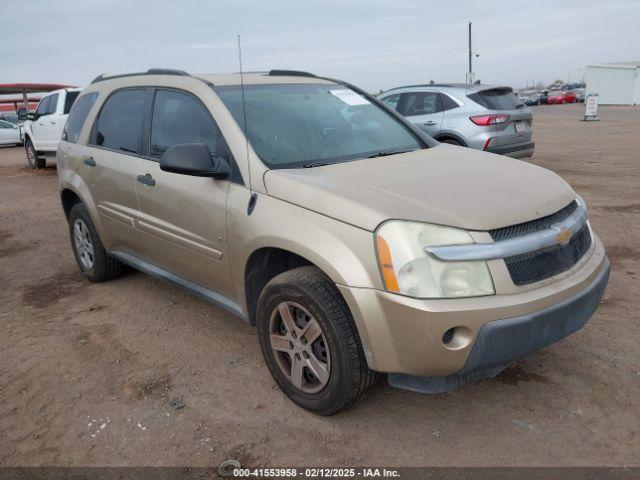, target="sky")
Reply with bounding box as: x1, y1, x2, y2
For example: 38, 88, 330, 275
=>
1, 0, 639, 92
